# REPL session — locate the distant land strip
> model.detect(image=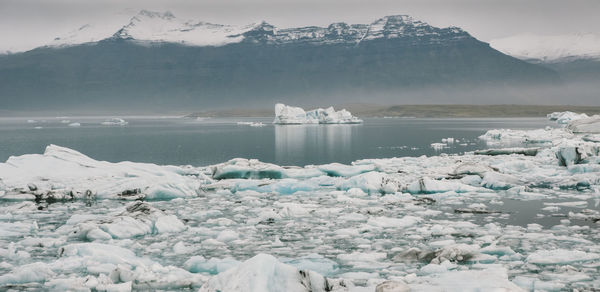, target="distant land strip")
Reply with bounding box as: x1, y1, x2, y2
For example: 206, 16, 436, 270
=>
186, 104, 600, 118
